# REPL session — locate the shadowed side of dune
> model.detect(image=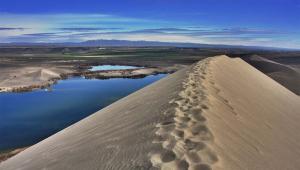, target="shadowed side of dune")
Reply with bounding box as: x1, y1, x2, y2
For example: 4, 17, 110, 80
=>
243, 55, 300, 95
